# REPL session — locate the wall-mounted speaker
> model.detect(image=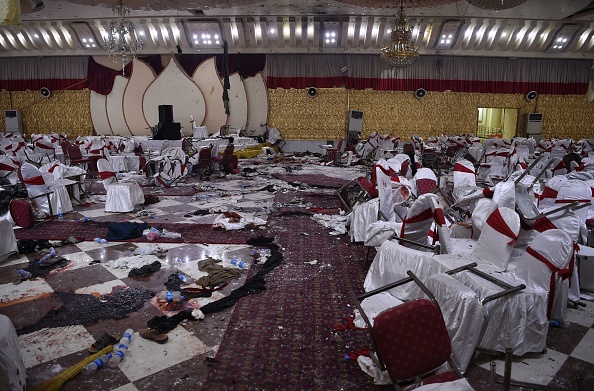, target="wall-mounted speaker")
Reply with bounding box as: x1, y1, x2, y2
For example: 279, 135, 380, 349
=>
415, 88, 427, 100
40, 87, 51, 98
158, 104, 174, 123
307, 87, 318, 98
526, 91, 538, 102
